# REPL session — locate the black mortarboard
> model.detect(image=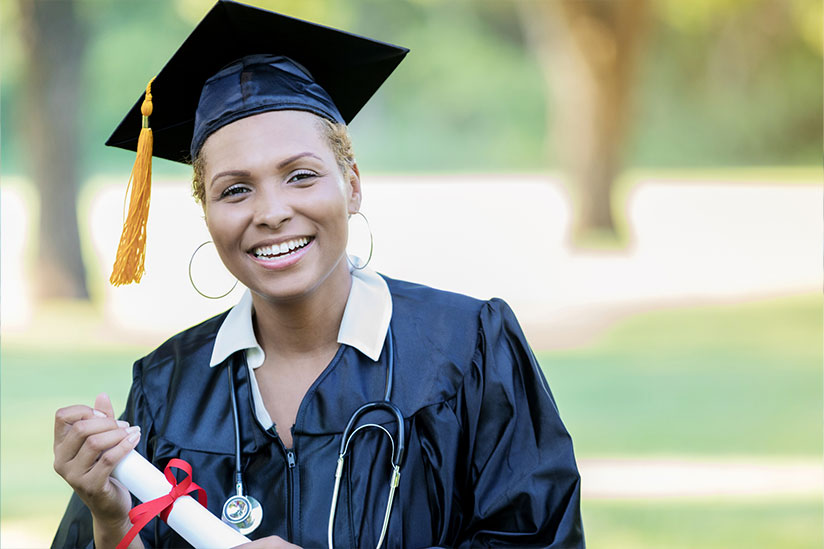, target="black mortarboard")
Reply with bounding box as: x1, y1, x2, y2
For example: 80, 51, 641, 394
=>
106, 0, 408, 286
106, 0, 408, 164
